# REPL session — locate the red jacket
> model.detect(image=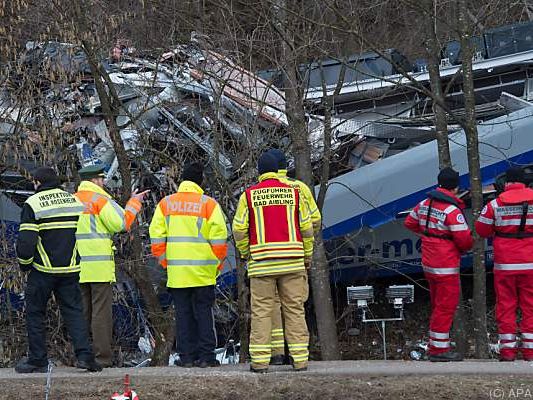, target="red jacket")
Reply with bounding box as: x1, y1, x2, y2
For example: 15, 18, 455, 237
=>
475, 183, 533, 274
404, 188, 473, 275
